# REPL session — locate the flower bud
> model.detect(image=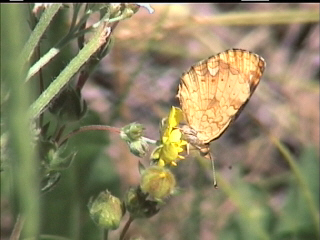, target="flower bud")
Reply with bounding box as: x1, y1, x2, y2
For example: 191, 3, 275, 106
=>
124, 187, 159, 219
120, 123, 149, 157
88, 190, 124, 230
121, 123, 144, 142
140, 166, 176, 201
129, 138, 149, 158
39, 139, 75, 171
